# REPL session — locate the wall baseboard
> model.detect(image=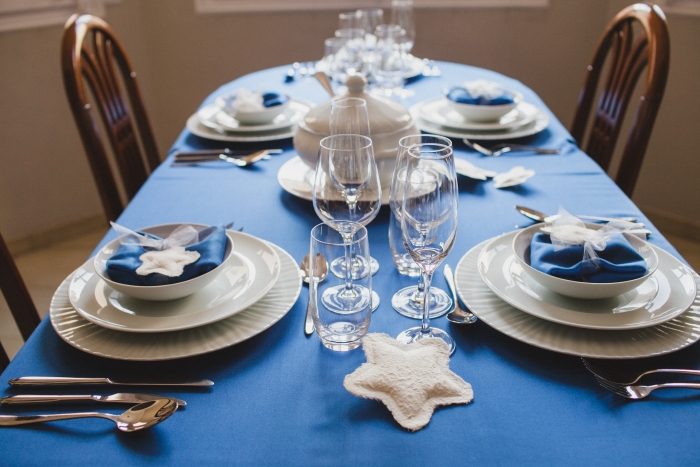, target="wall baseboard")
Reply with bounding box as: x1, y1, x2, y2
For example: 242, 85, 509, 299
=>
639, 204, 700, 243
7, 214, 107, 257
